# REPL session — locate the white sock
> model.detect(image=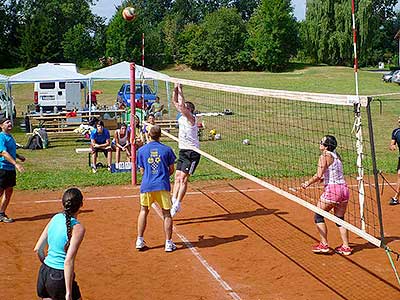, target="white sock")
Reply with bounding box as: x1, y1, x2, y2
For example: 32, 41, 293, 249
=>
137, 236, 144, 242
172, 197, 177, 204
